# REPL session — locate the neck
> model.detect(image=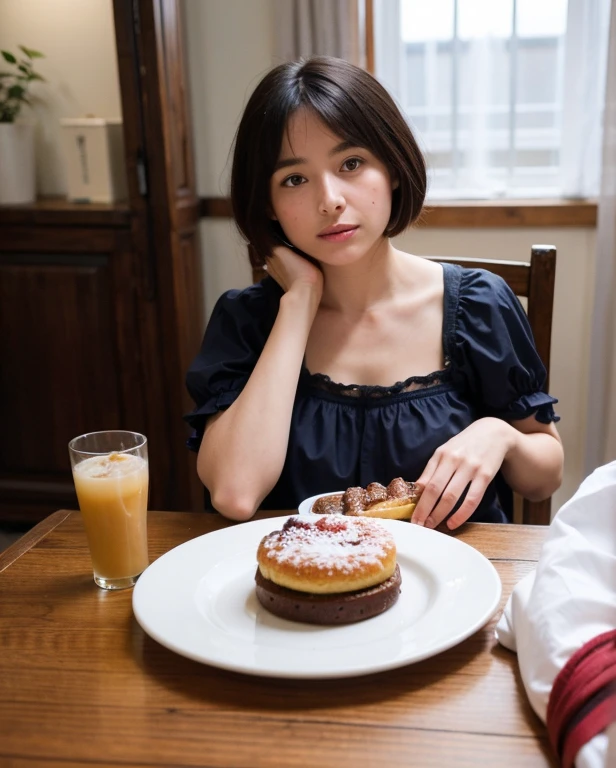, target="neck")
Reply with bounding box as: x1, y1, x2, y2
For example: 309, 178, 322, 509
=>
319, 240, 411, 315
